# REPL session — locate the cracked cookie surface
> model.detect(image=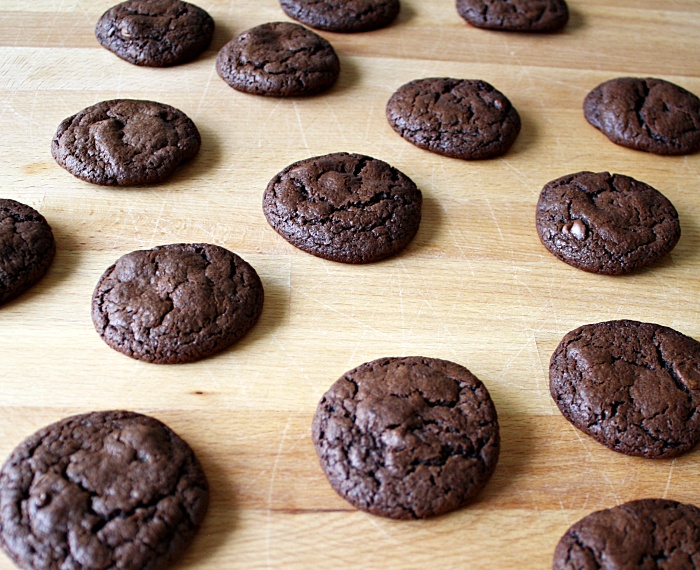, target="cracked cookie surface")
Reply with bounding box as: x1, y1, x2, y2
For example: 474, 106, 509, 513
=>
456, 0, 568, 32
0, 199, 55, 305
386, 78, 521, 159
0, 410, 208, 570
553, 499, 700, 569
279, 0, 400, 33
312, 356, 500, 519
584, 77, 700, 155
51, 99, 201, 186
536, 171, 680, 275
550, 320, 700, 458
263, 152, 422, 263
92, 243, 264, 364
95, 0, 214, 67
216, 22, 339, 97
